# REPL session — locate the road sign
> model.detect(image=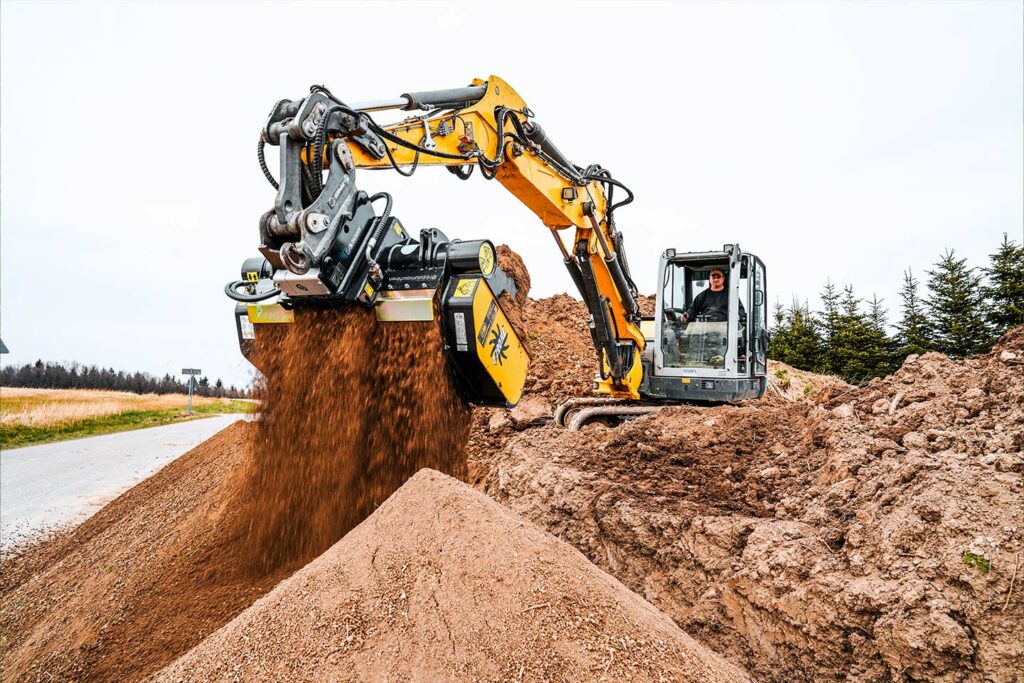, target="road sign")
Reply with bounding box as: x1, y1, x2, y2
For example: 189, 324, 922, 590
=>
181, 369, 202, 414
